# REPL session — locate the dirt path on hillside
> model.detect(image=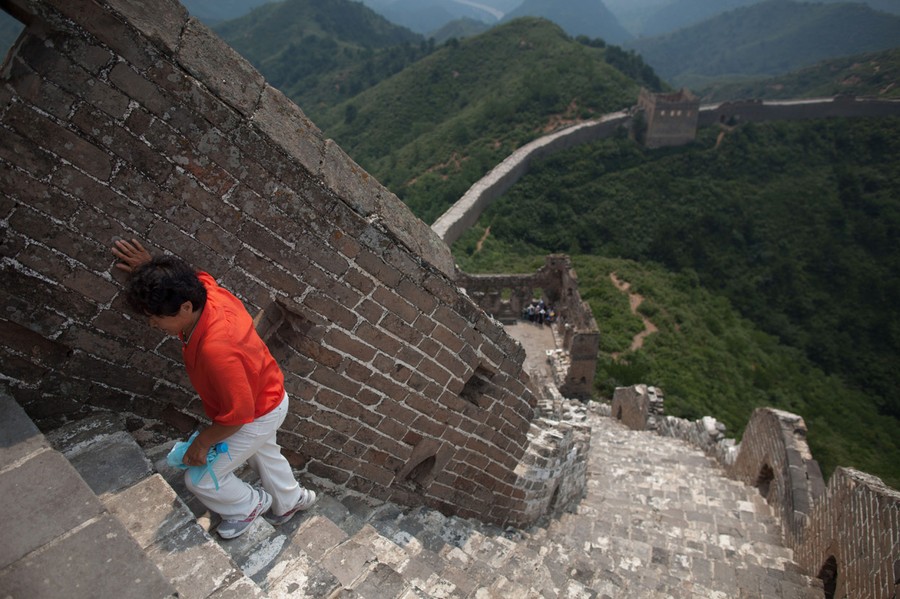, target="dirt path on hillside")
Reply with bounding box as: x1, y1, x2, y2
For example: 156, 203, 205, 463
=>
475, 226, 491, 252
609, 272, 658, 358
